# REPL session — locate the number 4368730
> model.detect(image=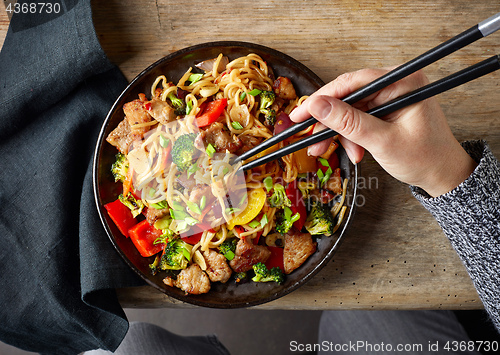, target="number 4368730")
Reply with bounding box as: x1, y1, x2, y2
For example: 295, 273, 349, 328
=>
6, 2, 61, 14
